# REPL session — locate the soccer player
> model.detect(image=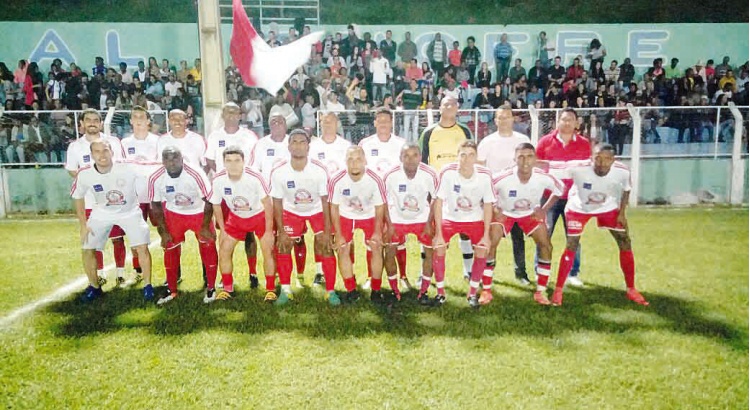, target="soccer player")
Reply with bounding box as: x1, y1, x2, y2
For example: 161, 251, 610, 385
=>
329, 146, 387, 303
157, 109, 207, 169
148, 146, 218, 305
210, 146, 275, 302
205, 102, 261, 288
383, 143, 438, 302
550, 143, 649, 307
491, 143, 563, 305
65, 108, 128, 286
536, 107, 591, 287
419, 96, 475, 282
358, 107, 406, 289
477, 105, 533, 285
121, 105, 161, 285
432, 140, 495, 309
71, 139, 154, 301
270, 129, 337, 305
308, 111, 351, 286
